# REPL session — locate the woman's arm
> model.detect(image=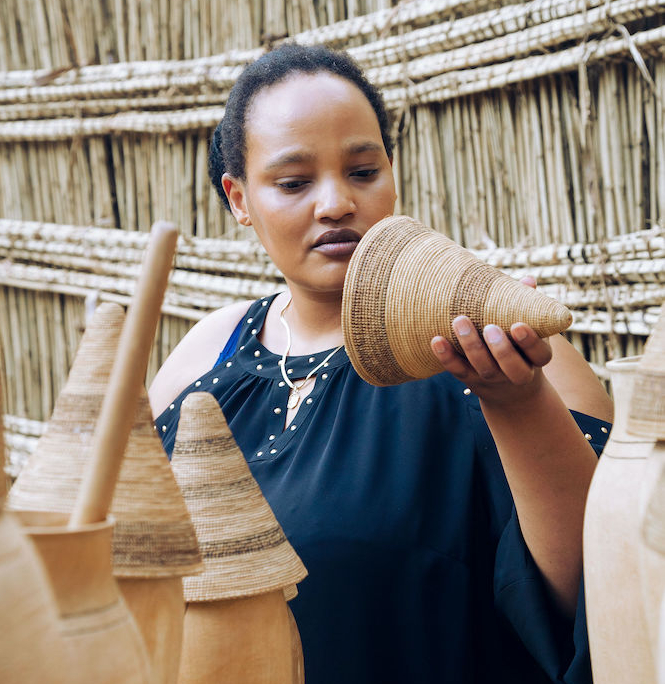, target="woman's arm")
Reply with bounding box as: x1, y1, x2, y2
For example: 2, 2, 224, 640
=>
431, 318, 612, 618
148, 300, 252, 418
543, 334, 613, 421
